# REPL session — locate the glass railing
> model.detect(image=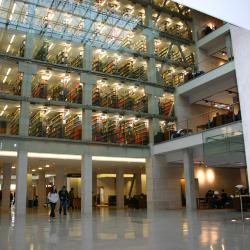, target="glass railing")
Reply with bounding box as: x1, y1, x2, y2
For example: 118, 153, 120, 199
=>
155, 103, 241, 144
197, 22, 225, 40
177, 56, 234, 87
